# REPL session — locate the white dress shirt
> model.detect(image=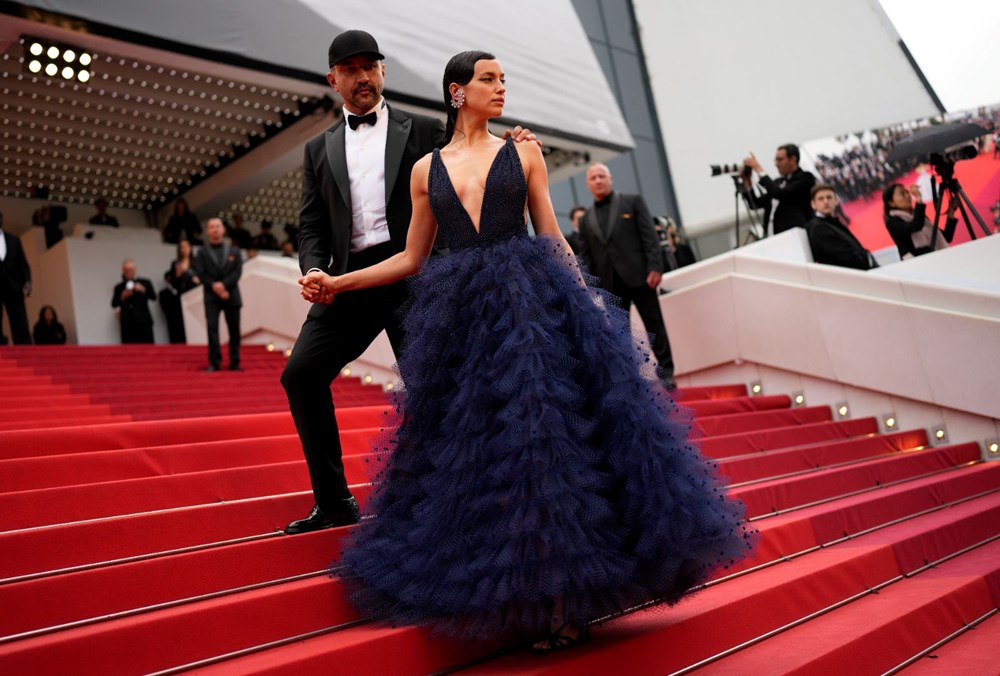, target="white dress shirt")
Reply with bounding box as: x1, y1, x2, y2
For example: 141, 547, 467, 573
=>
0, 229, 7, 262
345, 99, 390, 253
